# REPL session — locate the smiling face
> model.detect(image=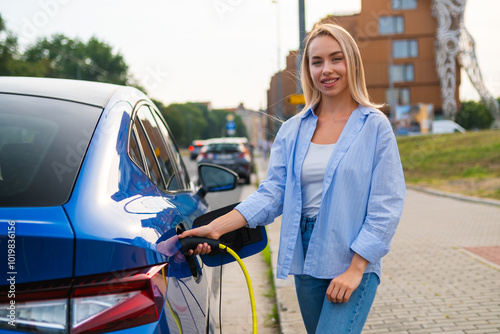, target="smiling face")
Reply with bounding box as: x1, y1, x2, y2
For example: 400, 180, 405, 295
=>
307, 35, 351, 102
